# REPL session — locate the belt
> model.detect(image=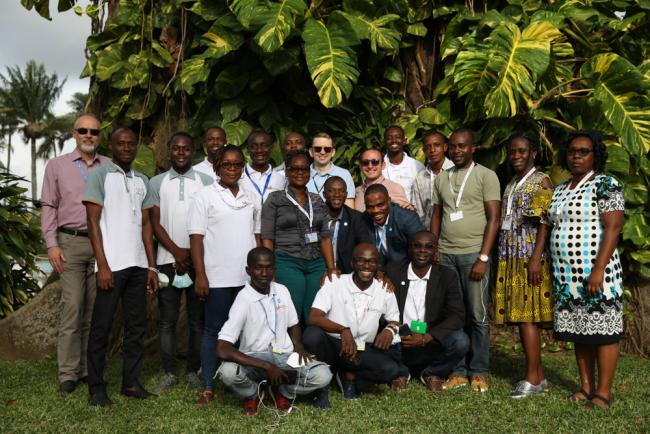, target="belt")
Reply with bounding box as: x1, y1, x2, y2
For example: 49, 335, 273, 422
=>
59, 227, 89, 237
